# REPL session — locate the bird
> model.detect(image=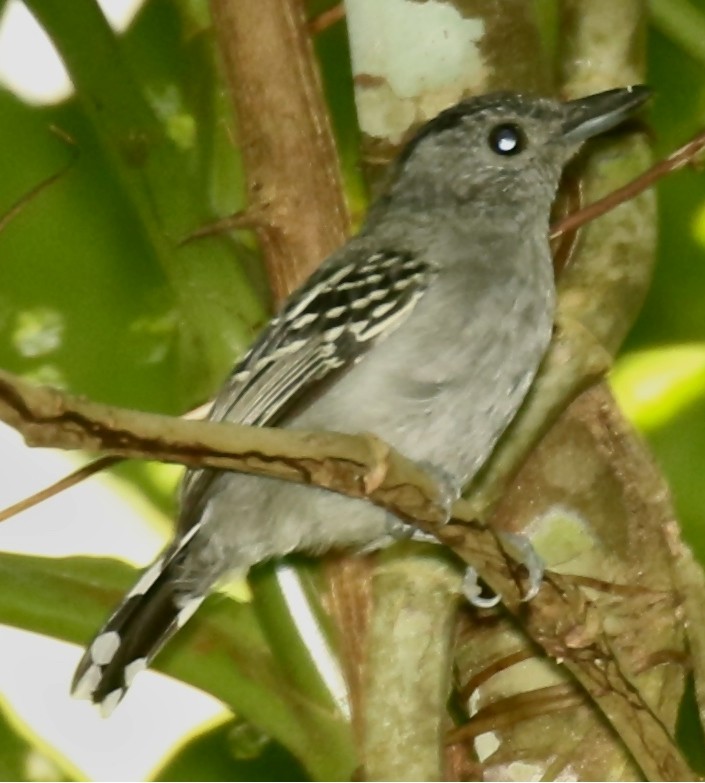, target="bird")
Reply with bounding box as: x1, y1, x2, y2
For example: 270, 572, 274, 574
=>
72, 85, 651, 716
